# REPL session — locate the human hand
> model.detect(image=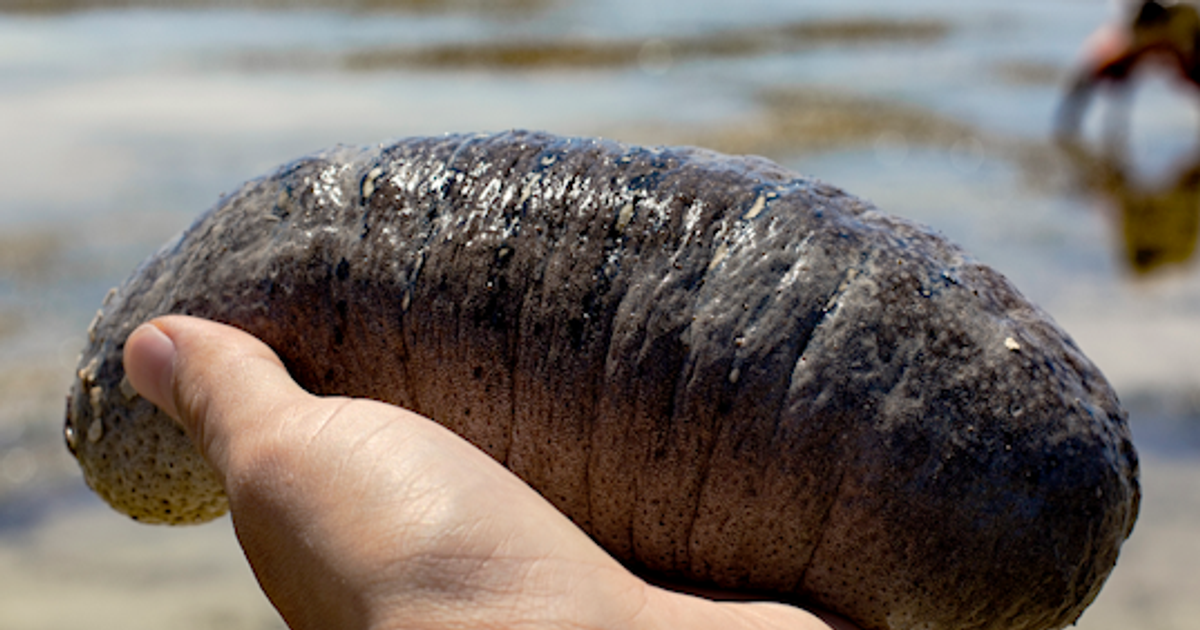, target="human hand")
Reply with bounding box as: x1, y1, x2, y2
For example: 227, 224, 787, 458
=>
123, 315, 858, 630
